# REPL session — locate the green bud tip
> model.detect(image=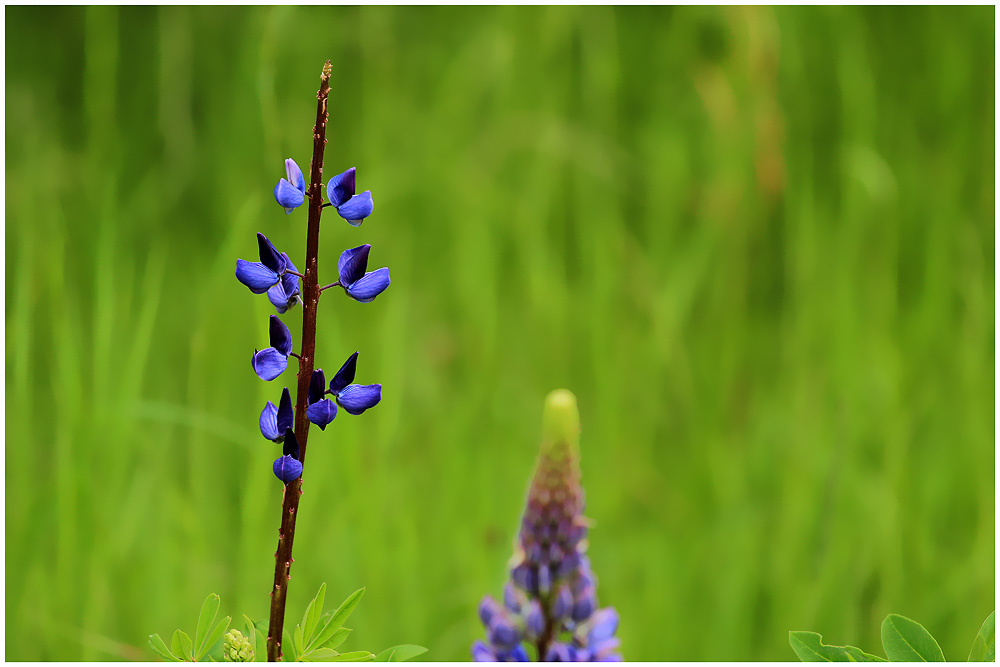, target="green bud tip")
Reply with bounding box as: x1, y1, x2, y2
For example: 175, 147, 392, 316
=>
541, 389, 580, 459
223, 628, 254, 662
